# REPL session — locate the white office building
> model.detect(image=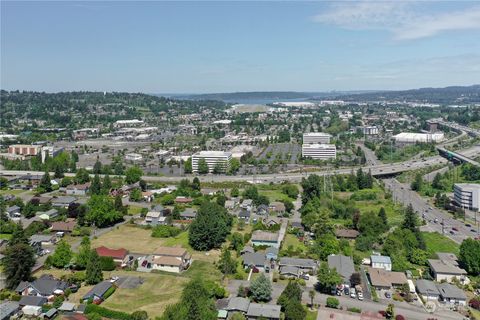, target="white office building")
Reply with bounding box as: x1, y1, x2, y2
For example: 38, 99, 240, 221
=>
362, 126, 379, 135
393, 132, 444, 145
192, 151, 232, 173
114, 119, 144, 127
303, 132, 332, 144
454, 183, 480, 212
302, 144, 336, 160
